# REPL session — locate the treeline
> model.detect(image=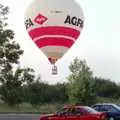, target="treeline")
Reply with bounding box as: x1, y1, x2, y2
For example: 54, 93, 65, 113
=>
22, 78, 120, 105
0, 5, 120, 107
0, 76, 120, 106
22, 82, 68, 106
